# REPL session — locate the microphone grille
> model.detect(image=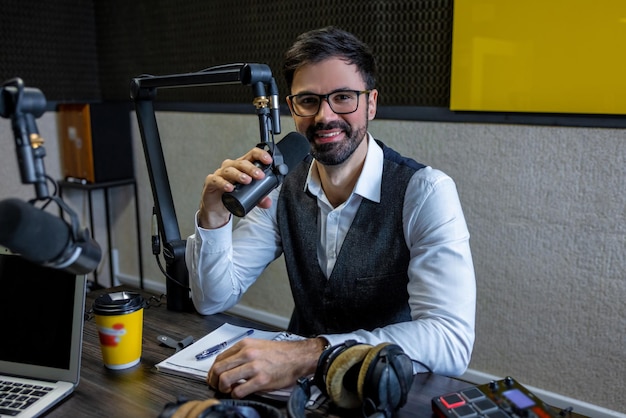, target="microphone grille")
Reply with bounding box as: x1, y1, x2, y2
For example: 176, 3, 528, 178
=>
0, 198, 71, 263
276, 132, 310, 172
